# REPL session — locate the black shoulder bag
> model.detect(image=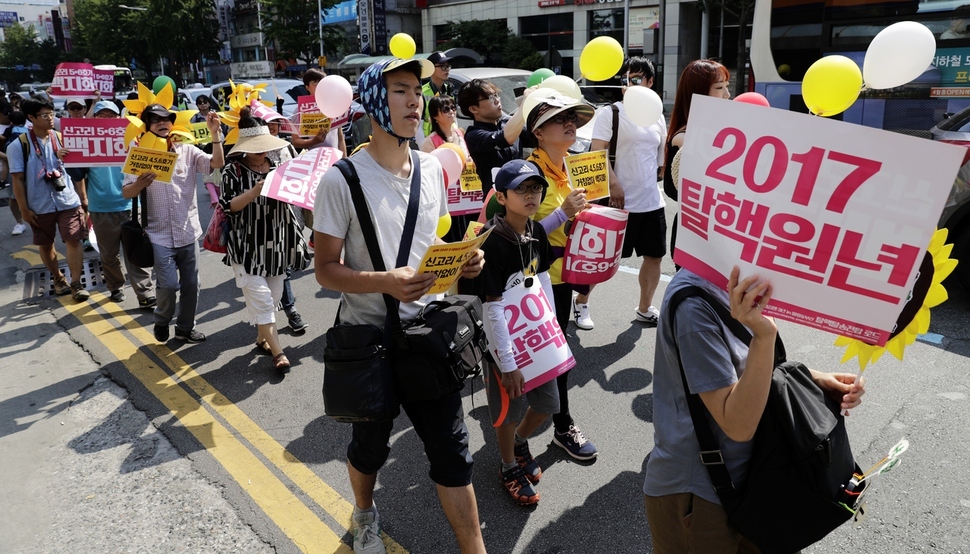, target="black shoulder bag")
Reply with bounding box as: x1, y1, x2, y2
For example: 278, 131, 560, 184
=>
120, 190, 154, 268
668, 286, 866, 554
